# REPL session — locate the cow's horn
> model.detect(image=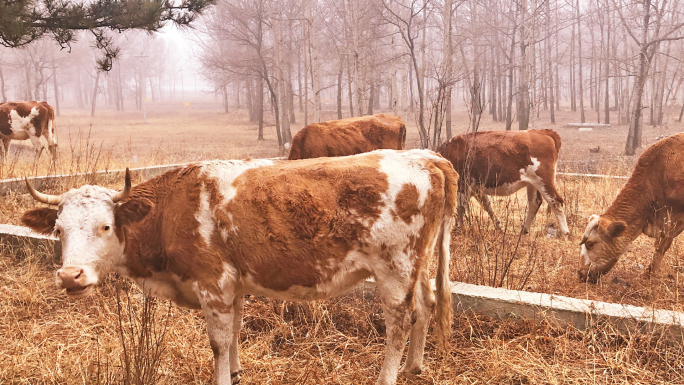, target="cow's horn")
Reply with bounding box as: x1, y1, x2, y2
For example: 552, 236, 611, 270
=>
25, 178, 62, 205
112, 168, 132, 203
